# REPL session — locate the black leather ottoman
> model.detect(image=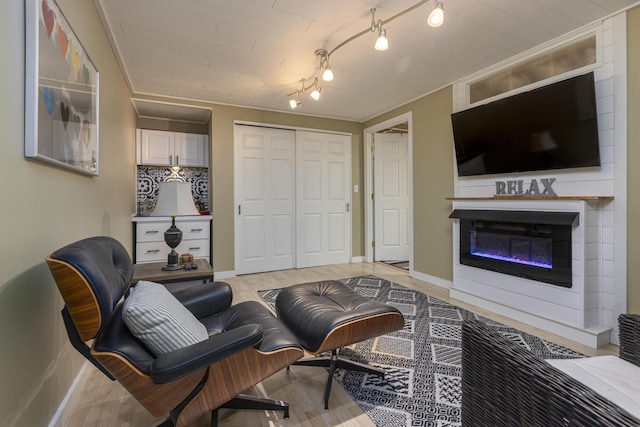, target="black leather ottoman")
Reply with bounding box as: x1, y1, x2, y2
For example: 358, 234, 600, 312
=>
275, 280, 404, 409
